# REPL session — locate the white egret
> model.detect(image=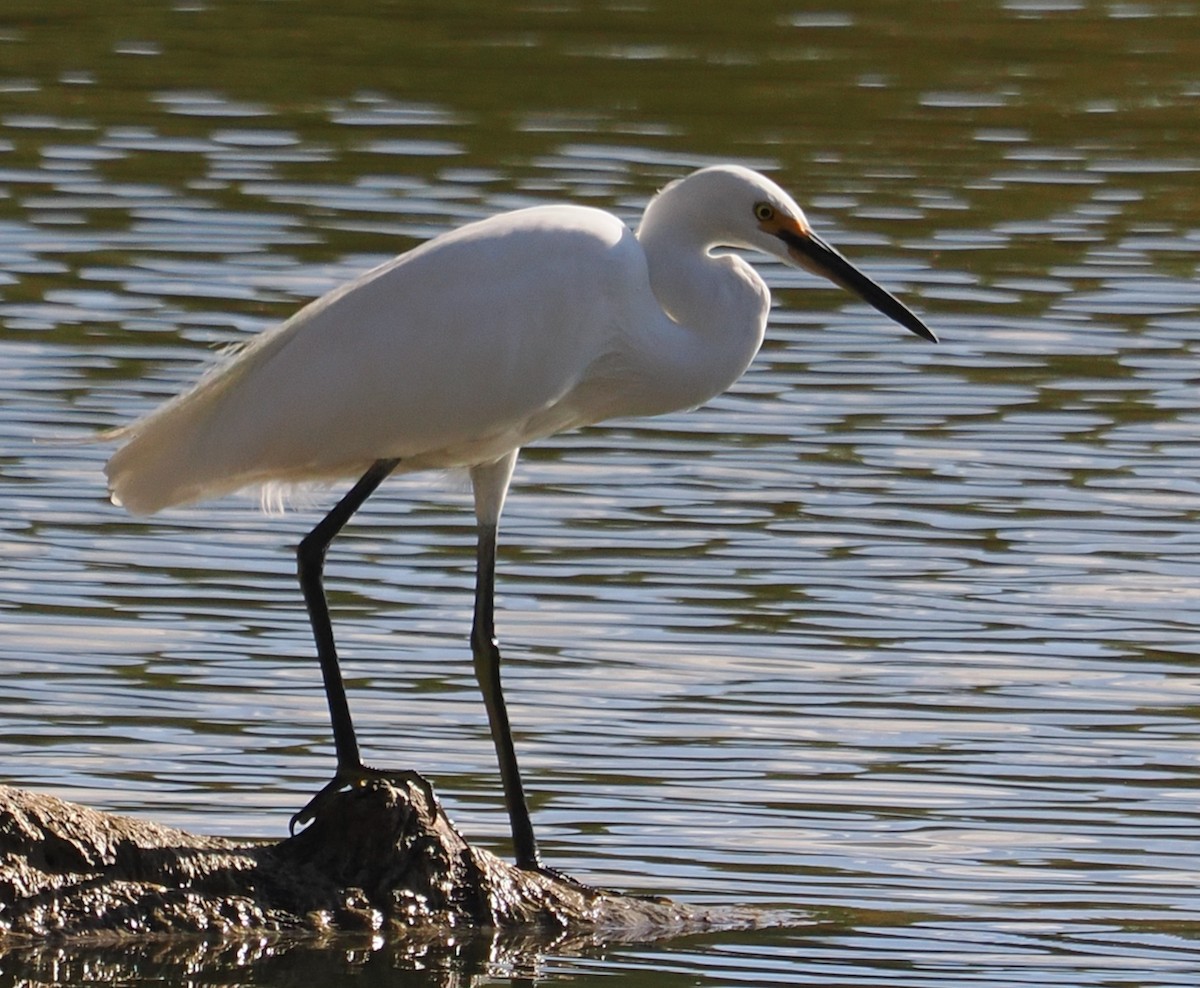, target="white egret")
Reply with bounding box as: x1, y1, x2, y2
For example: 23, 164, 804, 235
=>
104, 165, 936, 872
